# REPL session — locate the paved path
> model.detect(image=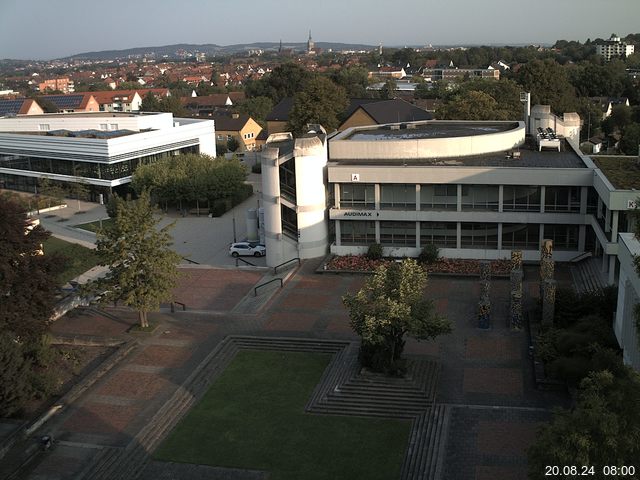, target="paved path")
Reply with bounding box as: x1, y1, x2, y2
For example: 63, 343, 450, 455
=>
8, 260, 571, 480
